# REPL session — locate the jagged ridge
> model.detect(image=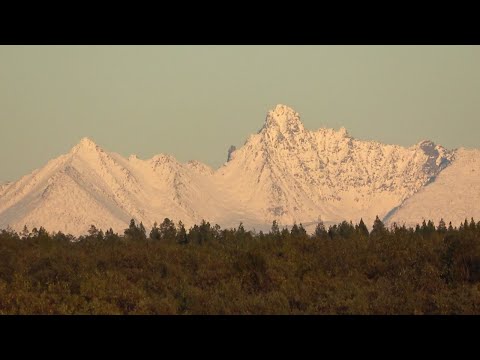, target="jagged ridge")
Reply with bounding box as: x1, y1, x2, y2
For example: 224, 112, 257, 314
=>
0, 104, 468, 235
